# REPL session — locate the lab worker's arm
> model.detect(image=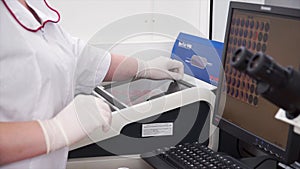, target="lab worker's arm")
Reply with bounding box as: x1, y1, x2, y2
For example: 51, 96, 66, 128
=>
104, 54, 184, 81
0, 95, 111, 166
104, 54, 138, 81
58, 25, 183, 83
0, 121, 47, 165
